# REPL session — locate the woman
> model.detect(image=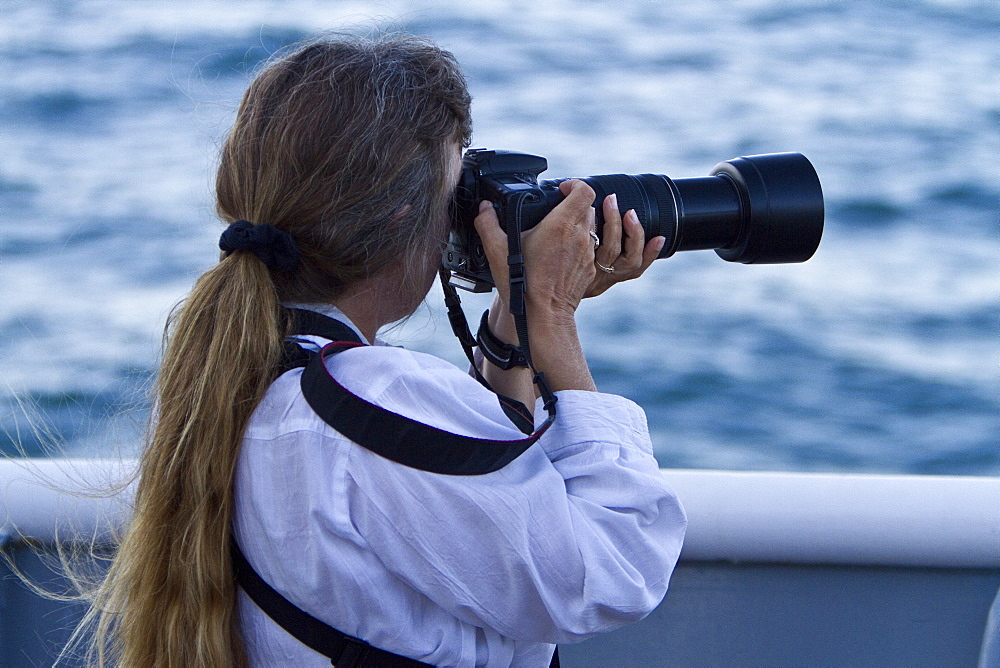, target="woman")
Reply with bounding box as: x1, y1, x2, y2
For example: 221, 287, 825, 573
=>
89, 34, 686, 667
